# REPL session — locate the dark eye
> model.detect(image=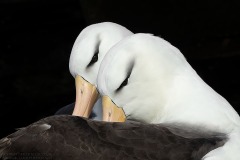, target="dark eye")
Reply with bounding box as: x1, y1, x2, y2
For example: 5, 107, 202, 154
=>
116, 76, 129, 92
87, 50, 98, 67
115, 61, 134, 92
